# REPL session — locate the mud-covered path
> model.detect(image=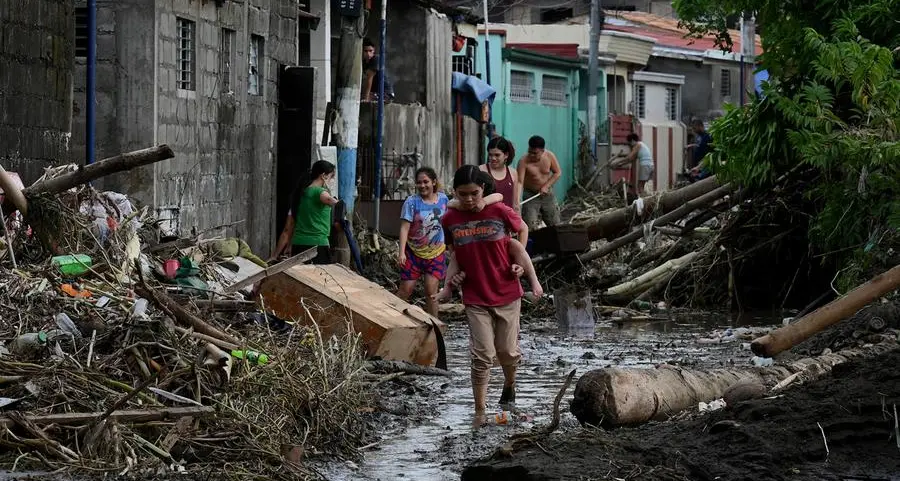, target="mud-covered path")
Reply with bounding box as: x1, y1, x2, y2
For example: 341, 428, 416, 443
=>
321, 311, 761, 481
